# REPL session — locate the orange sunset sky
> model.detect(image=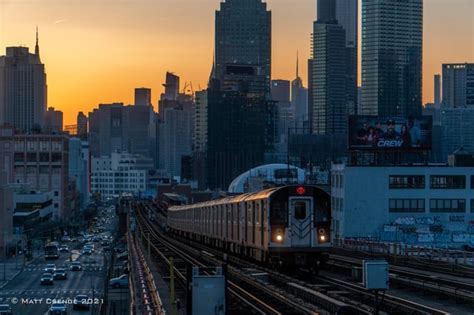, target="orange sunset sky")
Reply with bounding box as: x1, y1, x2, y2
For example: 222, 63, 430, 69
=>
1, 0, 473, 125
